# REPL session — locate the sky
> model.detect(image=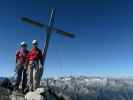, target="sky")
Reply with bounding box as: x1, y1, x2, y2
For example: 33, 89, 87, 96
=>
0, 0, 133, 78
